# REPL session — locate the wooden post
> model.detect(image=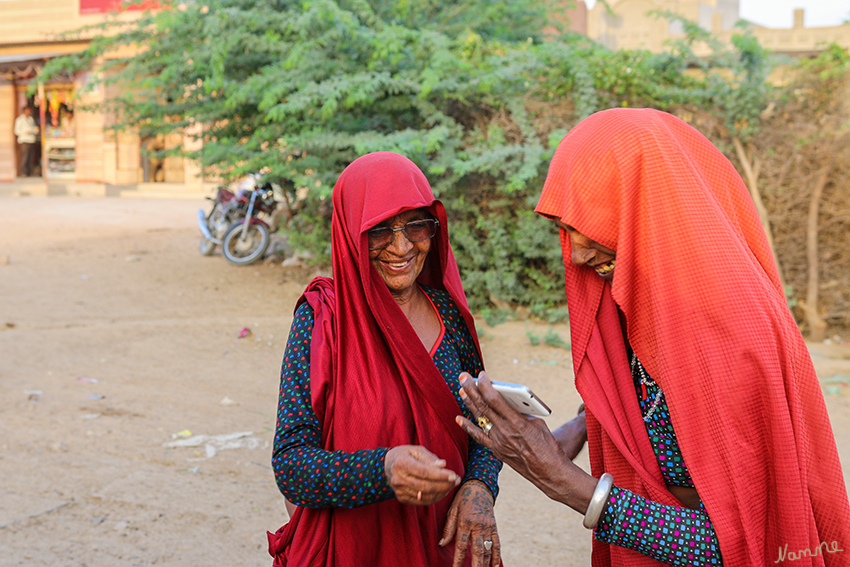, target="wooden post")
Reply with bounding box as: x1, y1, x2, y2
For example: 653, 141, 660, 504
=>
732, 136, 785, 289
38, 81, 46, 184
802, 168, 829, 341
